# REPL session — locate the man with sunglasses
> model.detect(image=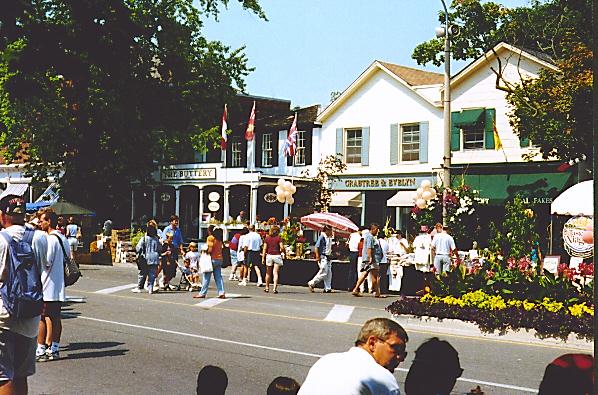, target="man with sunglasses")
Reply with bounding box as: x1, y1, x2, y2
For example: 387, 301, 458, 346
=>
299, 318, 408, 394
